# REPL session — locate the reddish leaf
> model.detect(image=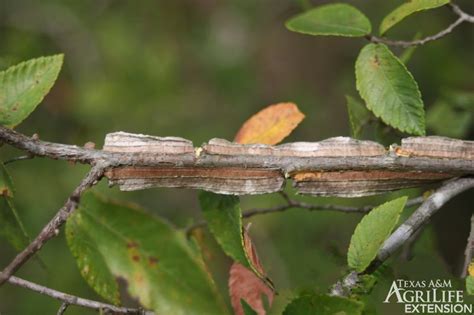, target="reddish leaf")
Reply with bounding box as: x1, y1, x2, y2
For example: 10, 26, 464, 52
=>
234, 102, 305, 145
229, 231, 274, 315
